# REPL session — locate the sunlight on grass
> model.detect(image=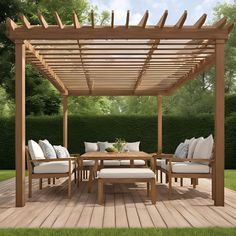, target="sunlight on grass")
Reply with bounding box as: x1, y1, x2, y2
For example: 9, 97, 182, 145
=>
0, 228, 236, 236
225, 170, 236, 191
0, 170, 15, 182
